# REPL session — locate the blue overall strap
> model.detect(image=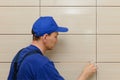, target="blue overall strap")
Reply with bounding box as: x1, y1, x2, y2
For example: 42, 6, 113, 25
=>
13, 49, 40, 80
